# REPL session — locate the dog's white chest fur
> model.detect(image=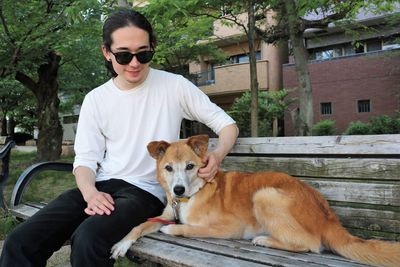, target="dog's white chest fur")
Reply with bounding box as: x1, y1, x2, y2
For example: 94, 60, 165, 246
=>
177, 201, 191, 224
